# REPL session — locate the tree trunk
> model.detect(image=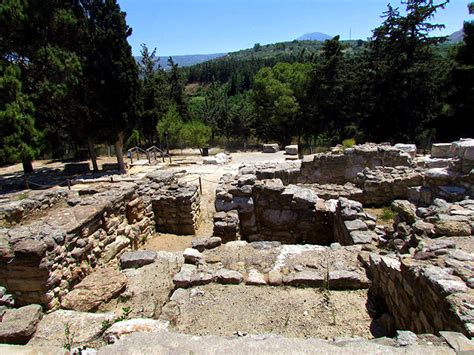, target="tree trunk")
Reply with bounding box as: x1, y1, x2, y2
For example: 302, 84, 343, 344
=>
115, 131, 126, 174
22, 160, 34, 174
87, 137, 99, 172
